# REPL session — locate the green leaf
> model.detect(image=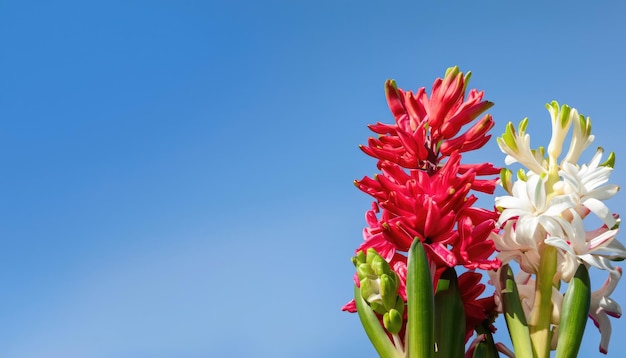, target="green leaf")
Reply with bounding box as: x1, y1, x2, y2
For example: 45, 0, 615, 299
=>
555, 264, 590, 358
407, 240, 434, 358
434, 267, 465, 358
354, 285, 401, 358
499, 264, 533, 357
471, 333, 500, 358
